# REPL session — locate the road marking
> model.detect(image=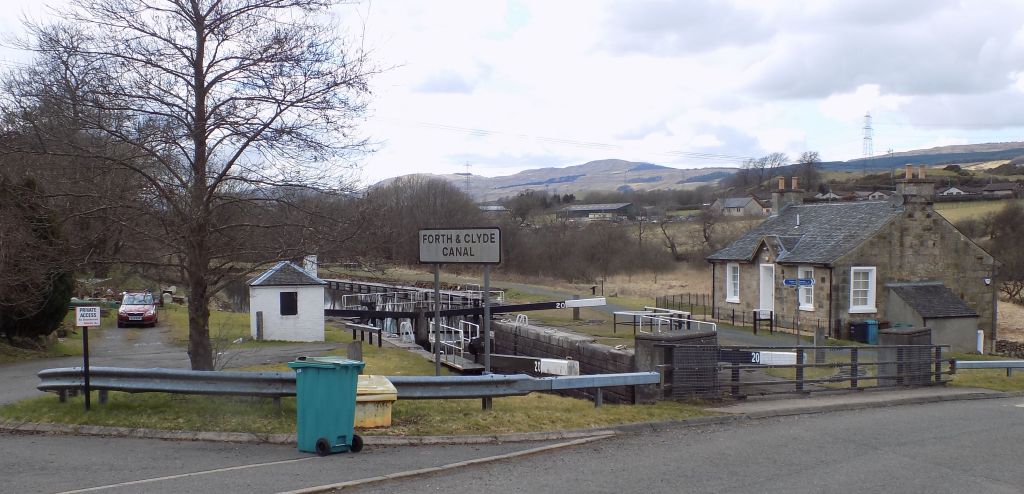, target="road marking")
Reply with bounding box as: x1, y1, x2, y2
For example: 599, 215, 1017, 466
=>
54, 457, 318, 493
279, 433, 616, 494
1015, 403, 1024, 408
